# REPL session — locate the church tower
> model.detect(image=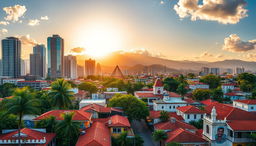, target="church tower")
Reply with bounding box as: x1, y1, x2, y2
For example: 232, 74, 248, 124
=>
153, 78, 164, 95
